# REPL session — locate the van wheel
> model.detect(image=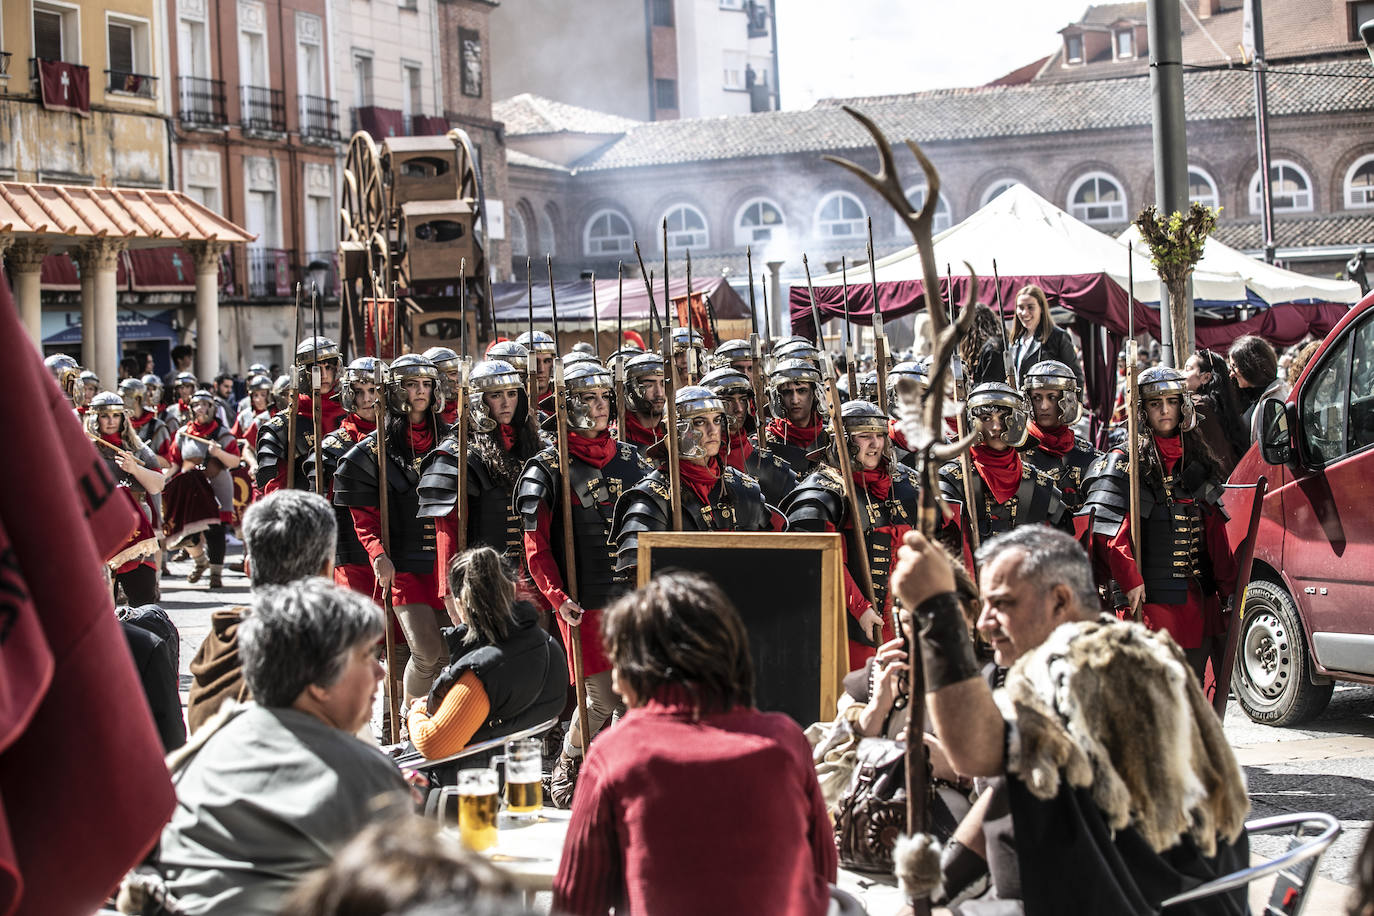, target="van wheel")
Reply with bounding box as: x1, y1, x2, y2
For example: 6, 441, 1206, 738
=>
1233, 580, 1333, 727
